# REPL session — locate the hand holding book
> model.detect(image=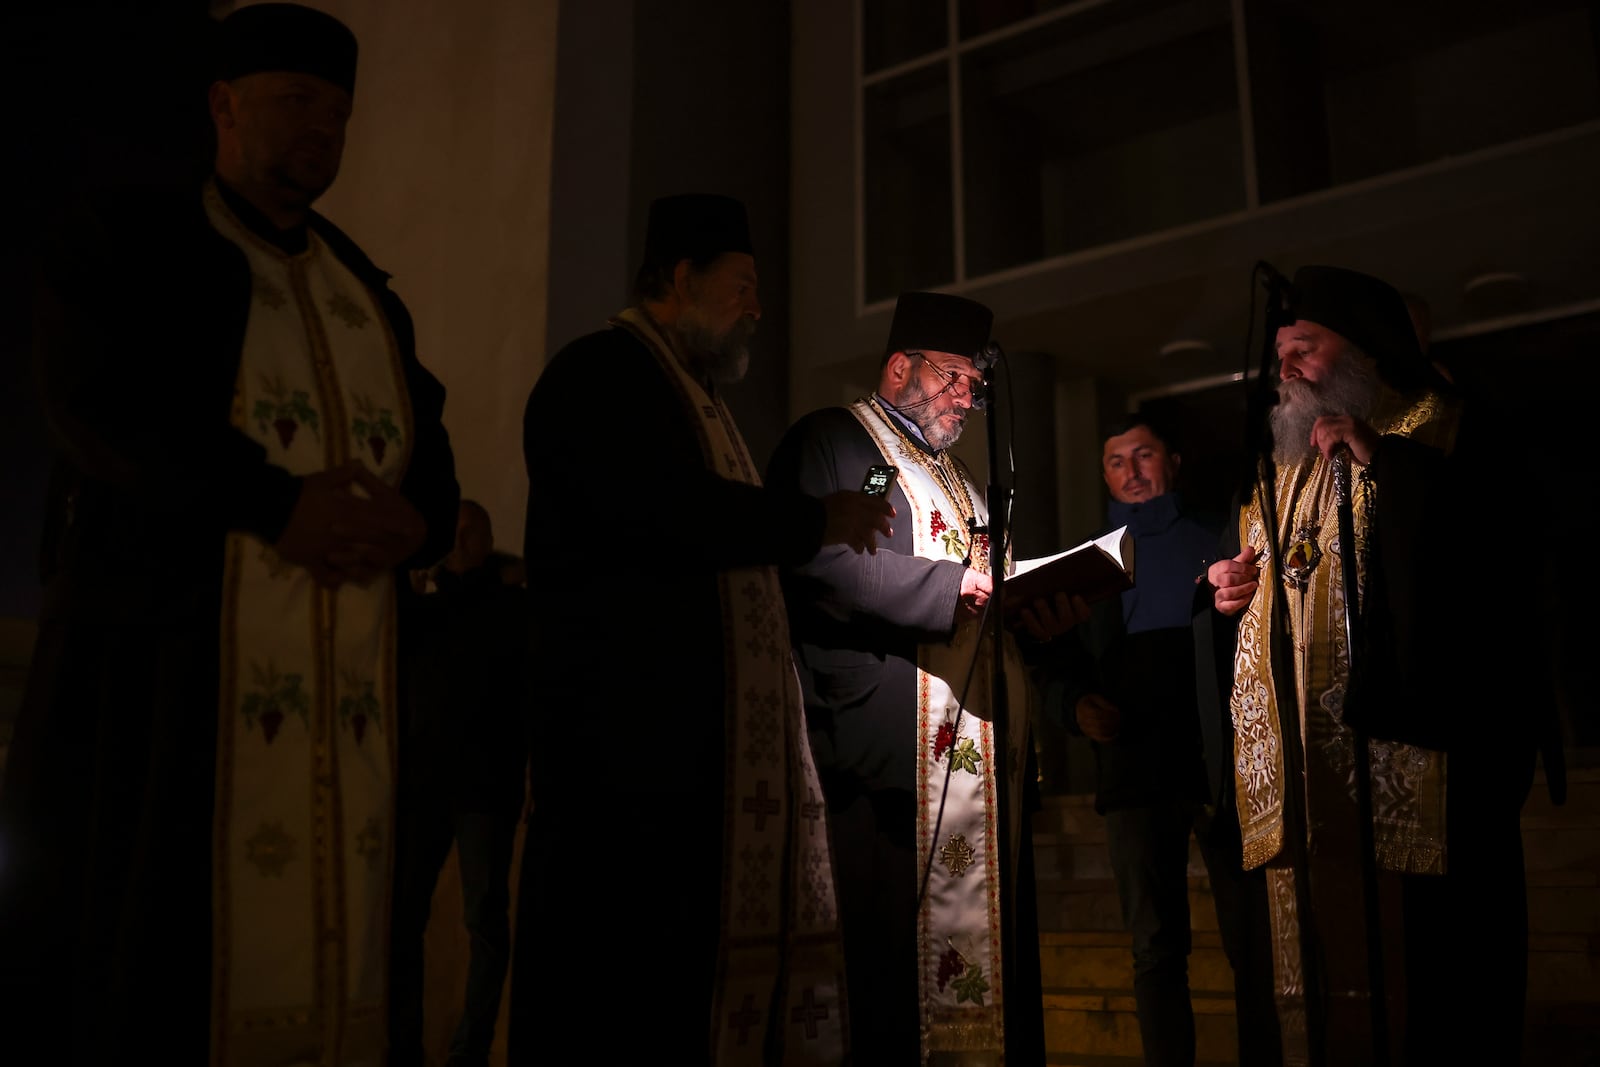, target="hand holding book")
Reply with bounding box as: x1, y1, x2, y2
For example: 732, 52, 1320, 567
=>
1003, 525, 1135, 620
